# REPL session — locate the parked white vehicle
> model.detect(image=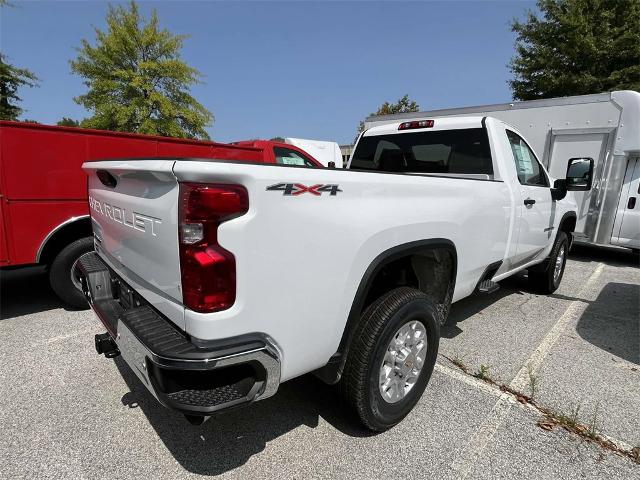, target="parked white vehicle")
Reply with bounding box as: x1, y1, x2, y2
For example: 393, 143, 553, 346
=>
365, 91, 640, 251
78, 116, 591, 431
284, 137, 343, 168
